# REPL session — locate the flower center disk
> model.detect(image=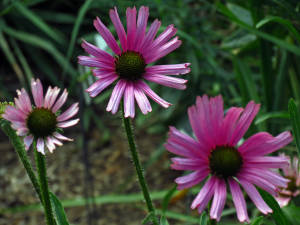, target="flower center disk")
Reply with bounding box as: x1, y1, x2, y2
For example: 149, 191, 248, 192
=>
27, 108, 57, 138
209, 146, 243, 178
115, 51, 146, 81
